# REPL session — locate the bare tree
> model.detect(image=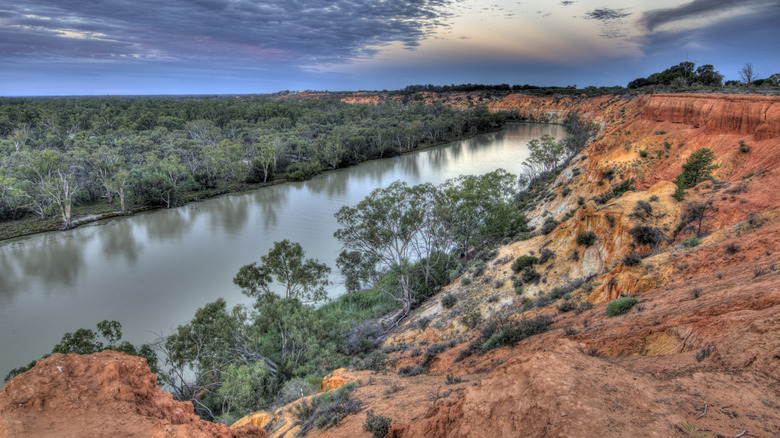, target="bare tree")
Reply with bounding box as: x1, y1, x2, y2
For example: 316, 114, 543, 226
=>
739, 63, 758, 85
